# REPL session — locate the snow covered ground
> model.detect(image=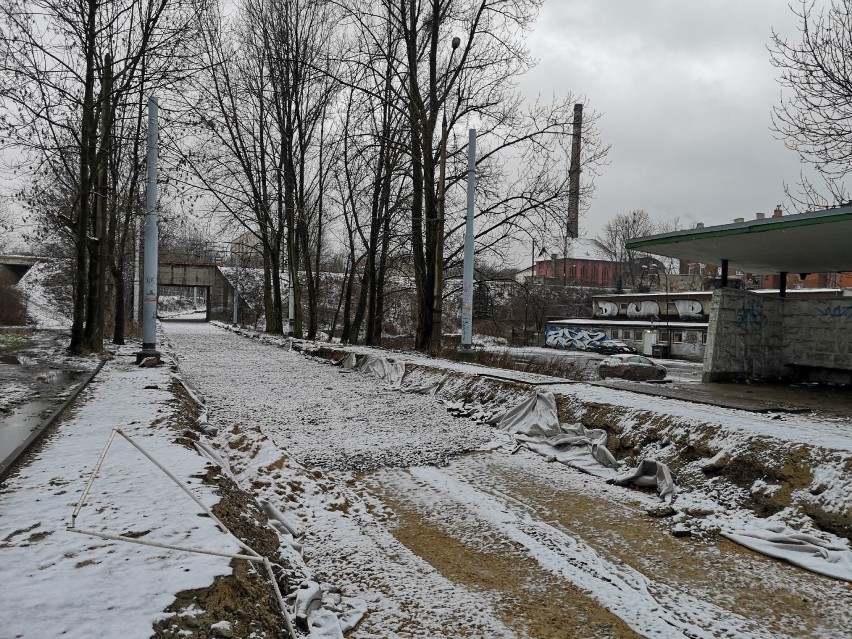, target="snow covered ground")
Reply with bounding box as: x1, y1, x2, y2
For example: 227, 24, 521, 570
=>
0, 345, 245, 639
161, 322, 852, 638
2, 314, 849, 638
